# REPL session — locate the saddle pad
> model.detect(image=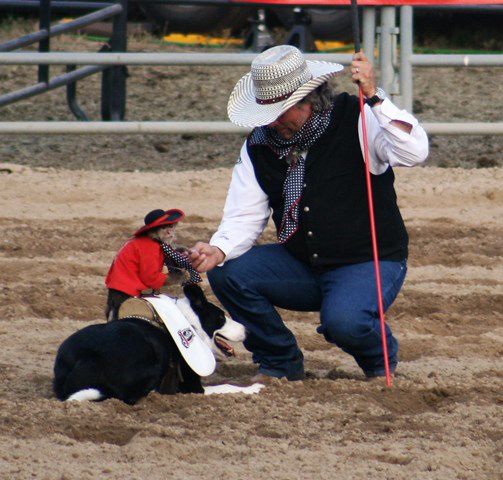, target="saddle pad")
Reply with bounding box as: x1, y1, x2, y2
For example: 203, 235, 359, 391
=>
118, 297, 157, 323
143, 294, 216, 377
